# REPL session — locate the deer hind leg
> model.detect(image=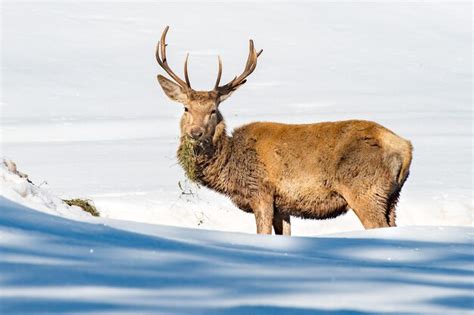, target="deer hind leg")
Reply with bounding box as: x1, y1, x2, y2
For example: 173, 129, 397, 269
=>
351, 200, 390, 229
386, 186, 402, 227
345, 189, 391, 229
388, 204, 397, 227
273, 210, 291, 236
